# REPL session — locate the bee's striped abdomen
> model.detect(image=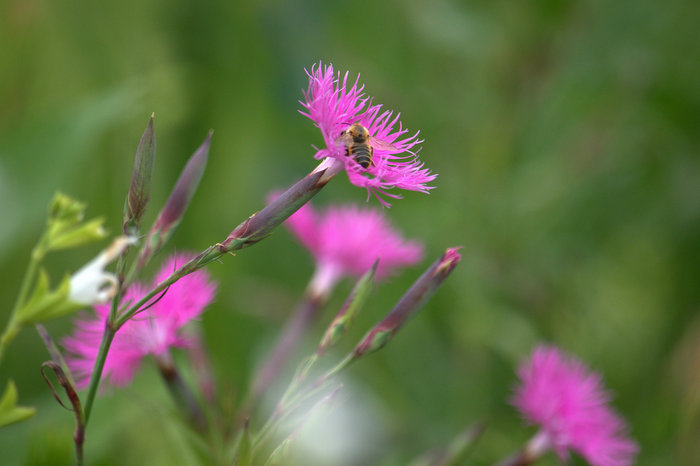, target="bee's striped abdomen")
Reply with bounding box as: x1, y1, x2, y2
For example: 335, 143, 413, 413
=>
349, 144, 373, 169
